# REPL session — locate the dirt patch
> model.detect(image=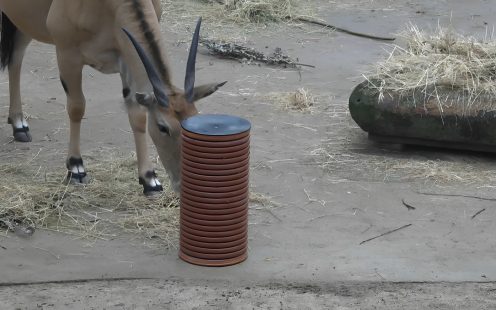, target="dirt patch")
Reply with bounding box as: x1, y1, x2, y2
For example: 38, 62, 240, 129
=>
1, 279, 495, 309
